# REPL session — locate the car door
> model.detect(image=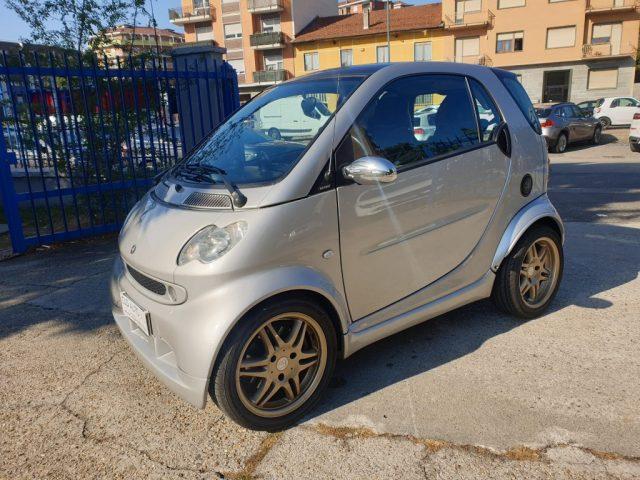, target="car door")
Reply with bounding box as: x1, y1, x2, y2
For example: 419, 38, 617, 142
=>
335, 74, 509, 320
568, 105, 591, 140
615, 98, 640, 125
